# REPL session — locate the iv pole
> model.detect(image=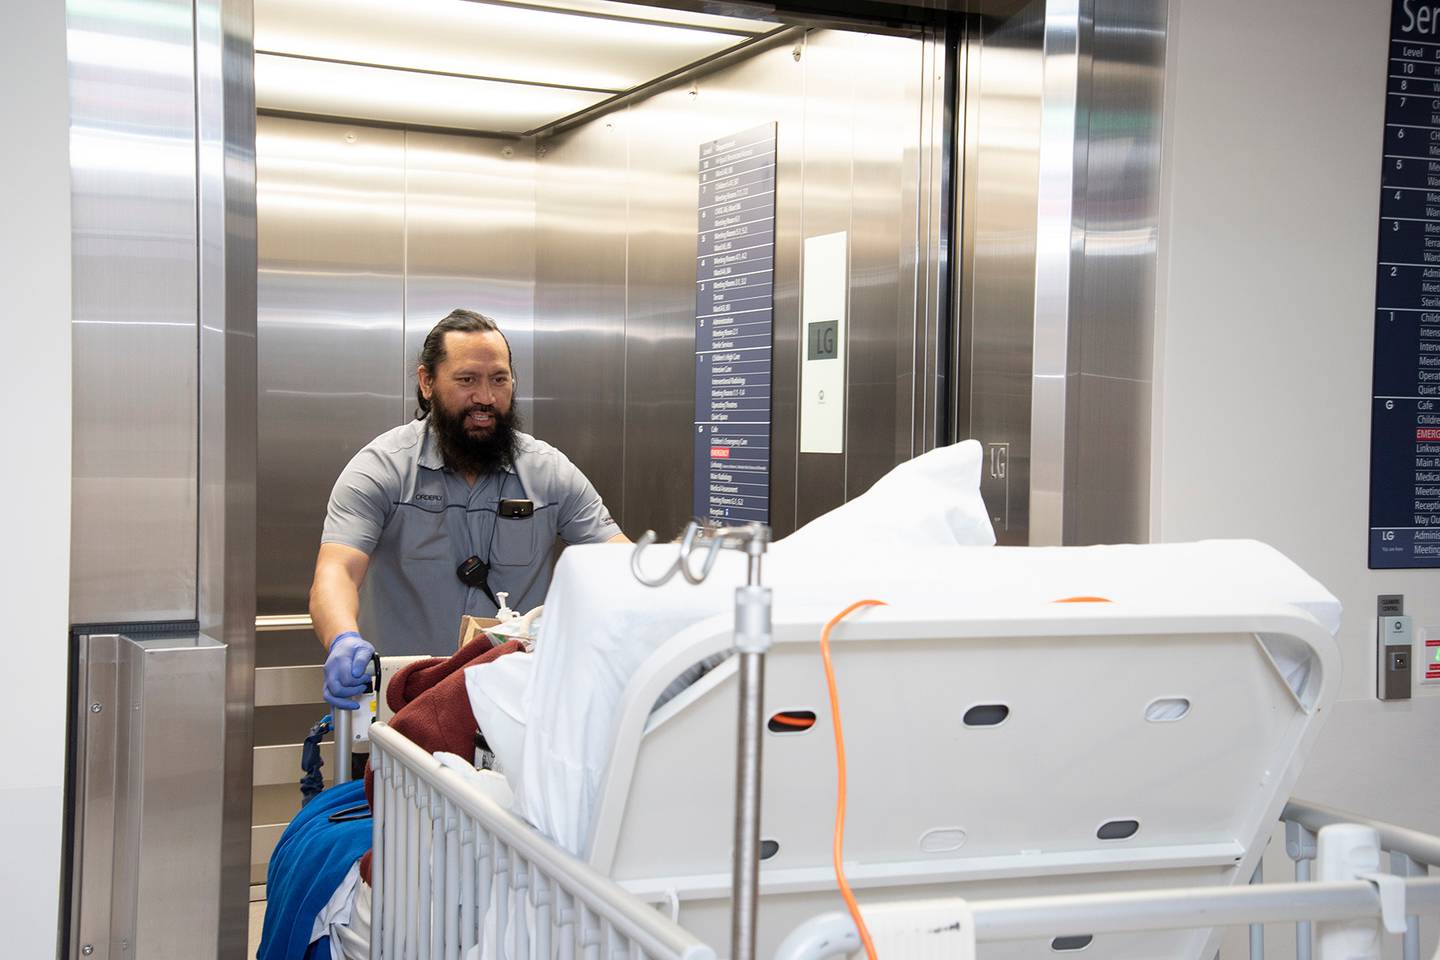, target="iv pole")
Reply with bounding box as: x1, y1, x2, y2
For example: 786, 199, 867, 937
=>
632, 521, 773, 960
